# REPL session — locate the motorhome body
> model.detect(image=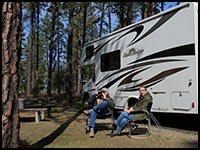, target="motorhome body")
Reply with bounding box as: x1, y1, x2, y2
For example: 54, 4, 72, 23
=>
80, 2, 198, 115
